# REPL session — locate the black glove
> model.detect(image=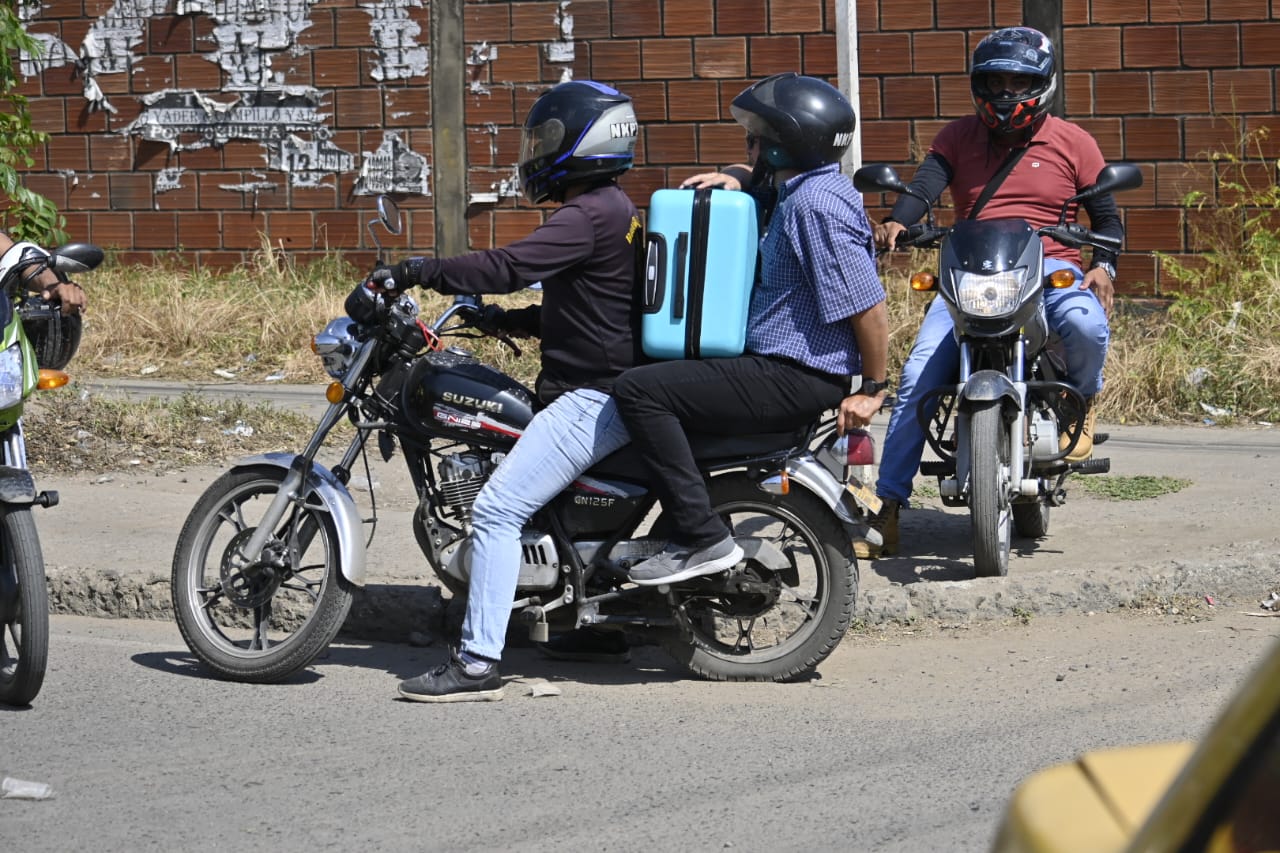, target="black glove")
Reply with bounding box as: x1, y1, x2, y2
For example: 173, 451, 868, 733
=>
366, 256, 439, 292
474, 303, 507, 336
